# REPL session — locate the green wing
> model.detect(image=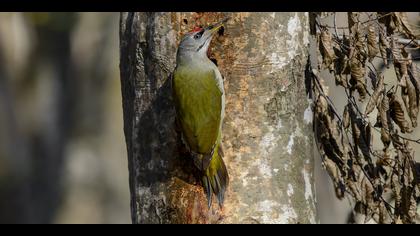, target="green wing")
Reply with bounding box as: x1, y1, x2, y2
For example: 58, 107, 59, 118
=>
173, 67, 222, 155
